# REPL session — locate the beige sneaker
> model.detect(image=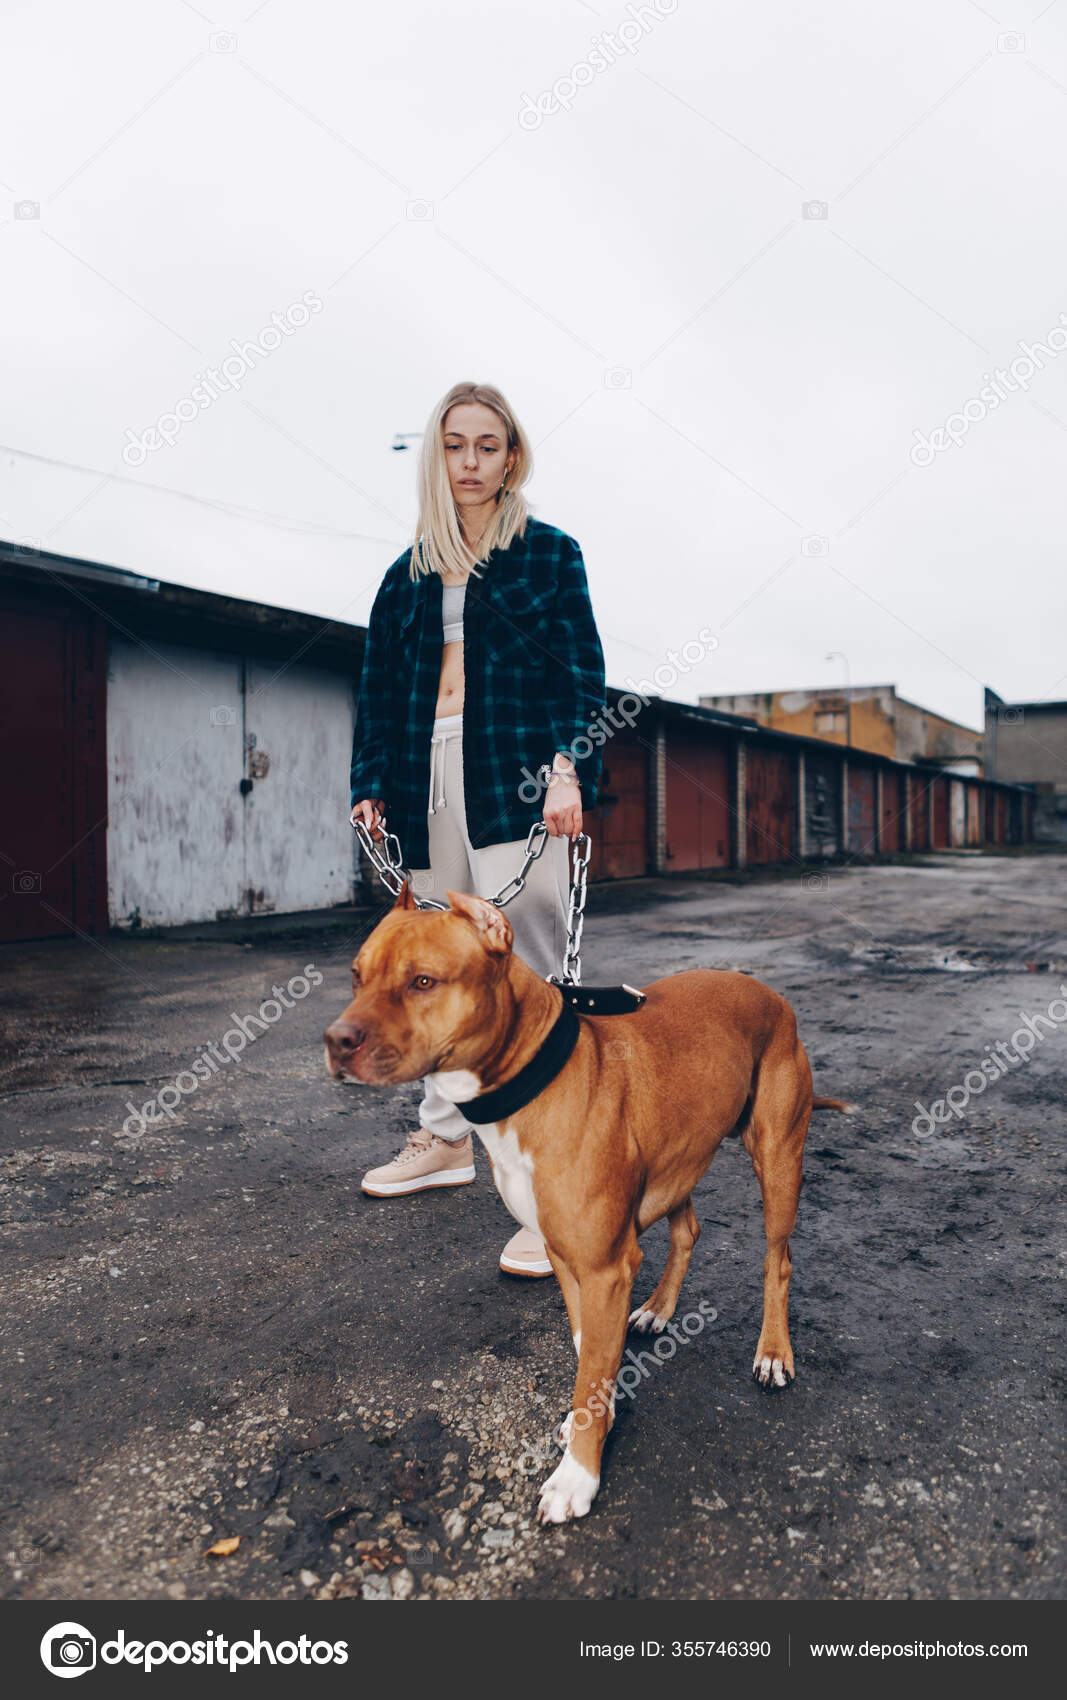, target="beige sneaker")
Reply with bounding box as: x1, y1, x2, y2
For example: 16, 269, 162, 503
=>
499, 1226, 553, 1277
361, 1128, 476, 1197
